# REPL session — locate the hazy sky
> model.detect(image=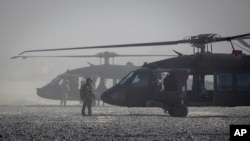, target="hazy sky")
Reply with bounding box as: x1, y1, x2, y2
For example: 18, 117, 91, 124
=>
0, 0, 249, 105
